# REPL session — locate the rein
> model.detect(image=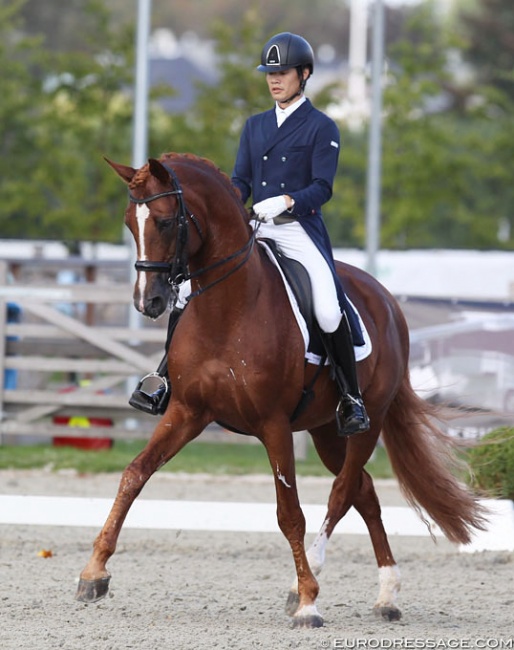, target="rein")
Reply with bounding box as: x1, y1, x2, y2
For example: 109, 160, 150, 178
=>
128, 161, 256, 301
185, 231, 256, 302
